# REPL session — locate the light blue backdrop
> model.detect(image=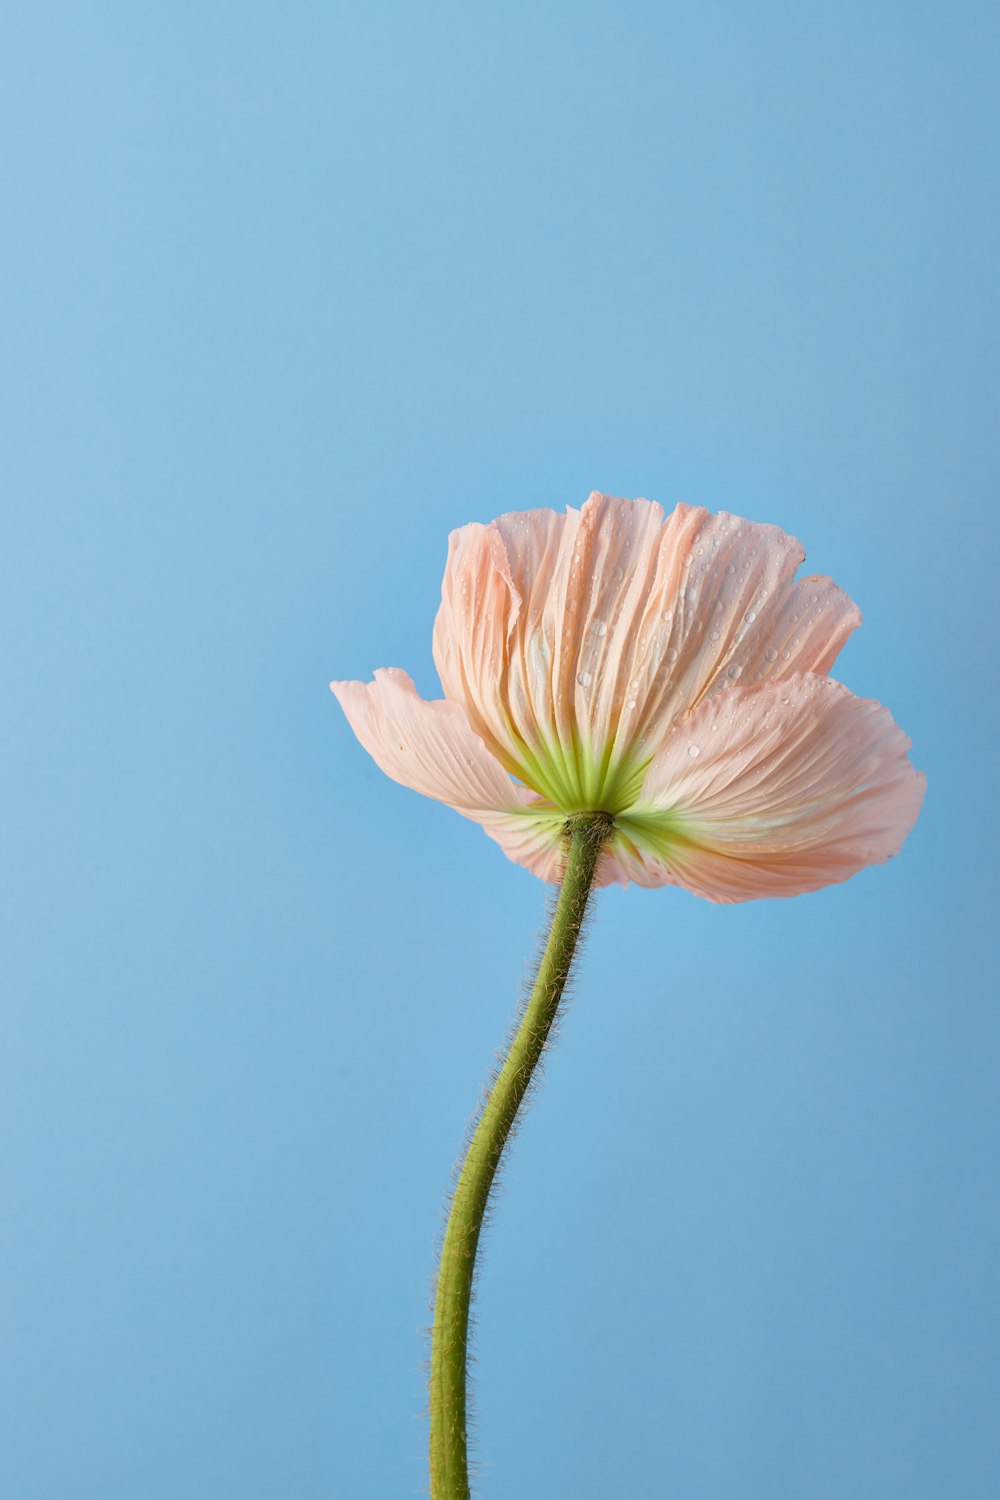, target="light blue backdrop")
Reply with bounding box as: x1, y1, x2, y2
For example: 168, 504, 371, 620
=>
2, 4, 997, 1497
